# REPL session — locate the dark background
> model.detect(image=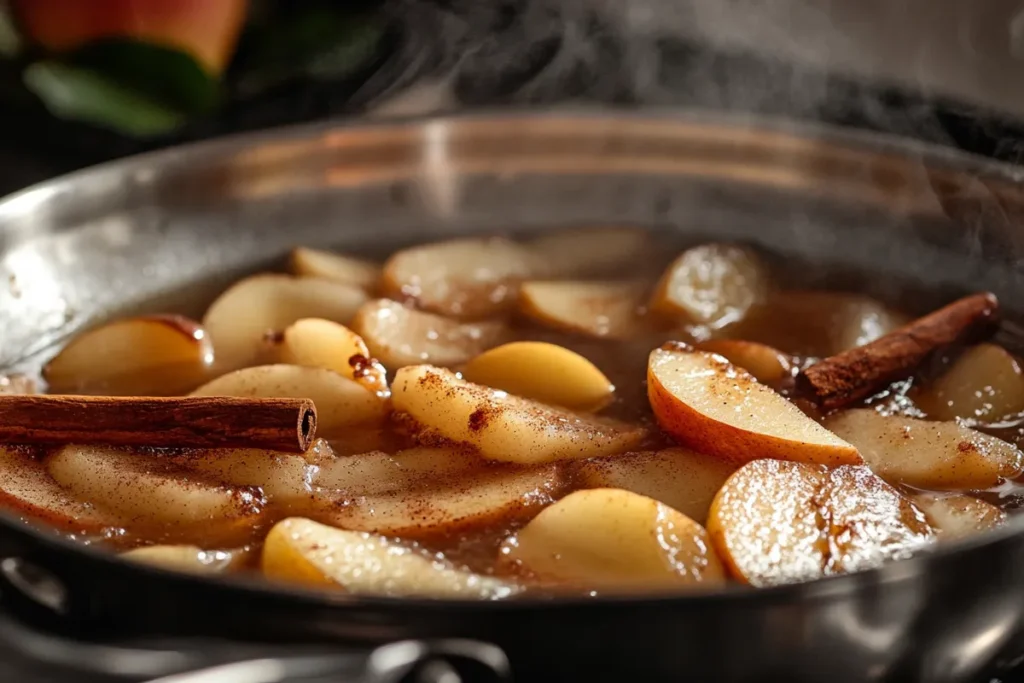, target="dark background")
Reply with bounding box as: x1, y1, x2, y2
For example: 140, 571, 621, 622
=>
2, 0, 1024, 196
